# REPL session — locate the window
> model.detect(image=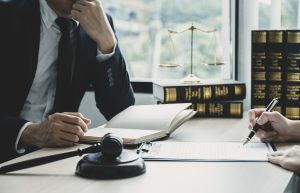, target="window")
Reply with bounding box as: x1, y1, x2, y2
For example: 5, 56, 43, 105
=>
237, 0, 300, 110
258, 0, 299, 29
103, 0, 235, 80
